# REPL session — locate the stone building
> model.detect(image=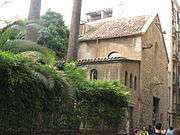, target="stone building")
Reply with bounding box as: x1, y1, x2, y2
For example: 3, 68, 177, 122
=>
170, 0, 180, 127
78, 14, 169, 128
